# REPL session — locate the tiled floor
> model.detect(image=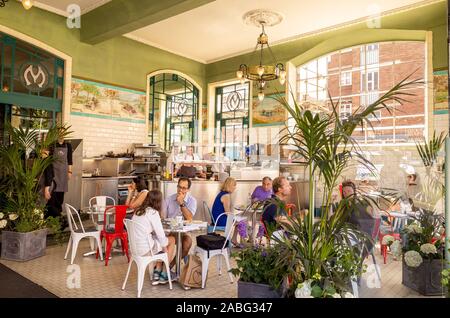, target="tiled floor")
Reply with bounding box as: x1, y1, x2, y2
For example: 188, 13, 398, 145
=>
0, 235, 439, 298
